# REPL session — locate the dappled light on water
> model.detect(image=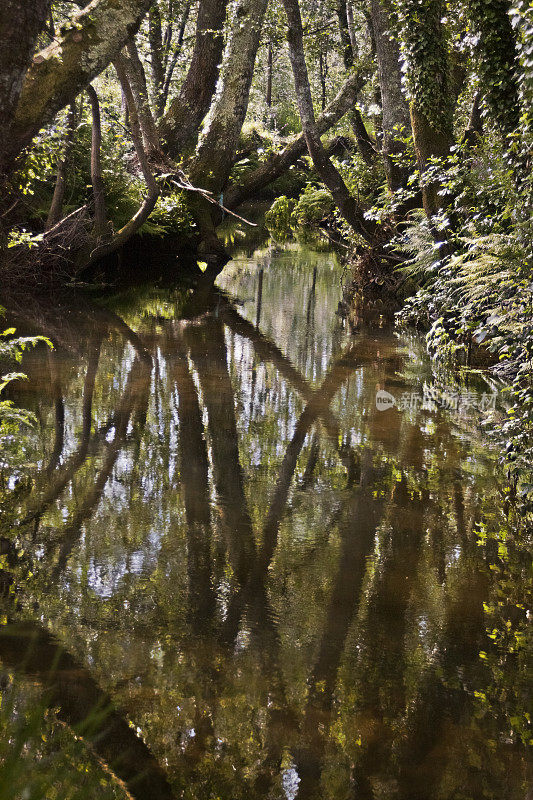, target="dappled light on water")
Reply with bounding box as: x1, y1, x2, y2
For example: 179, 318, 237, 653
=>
0, 244, 530, 800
